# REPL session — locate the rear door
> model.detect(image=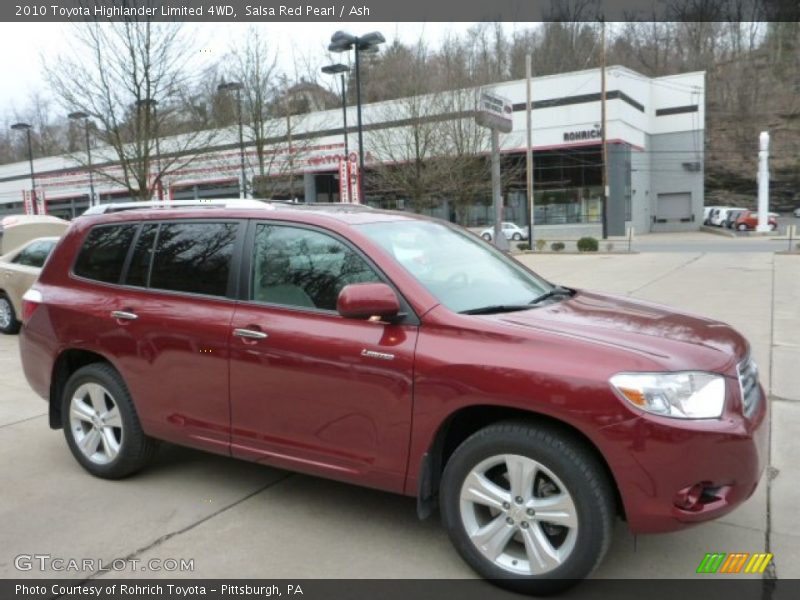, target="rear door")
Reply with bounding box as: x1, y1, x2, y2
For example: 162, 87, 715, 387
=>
228, 221, 418, 492
69, 220, 244, 455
